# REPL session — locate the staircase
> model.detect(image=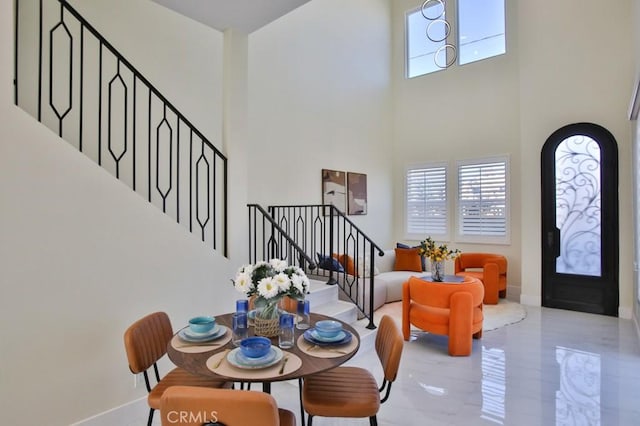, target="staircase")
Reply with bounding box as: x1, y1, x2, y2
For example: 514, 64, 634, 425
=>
305, 277, 376, 354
